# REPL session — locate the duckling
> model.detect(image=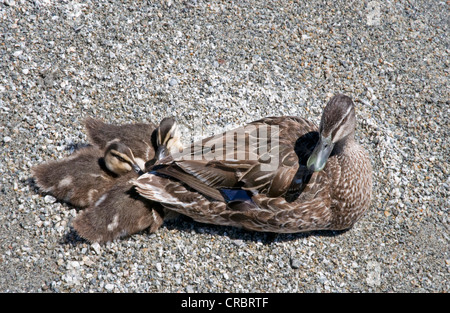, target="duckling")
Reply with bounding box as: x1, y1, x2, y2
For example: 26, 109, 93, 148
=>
72, 175, 166, 243
84, 117, 157, 170
145, 117, 183, 169
32, 140, 142, 208
72, 117, 183, 243
134, 94, 373, 233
